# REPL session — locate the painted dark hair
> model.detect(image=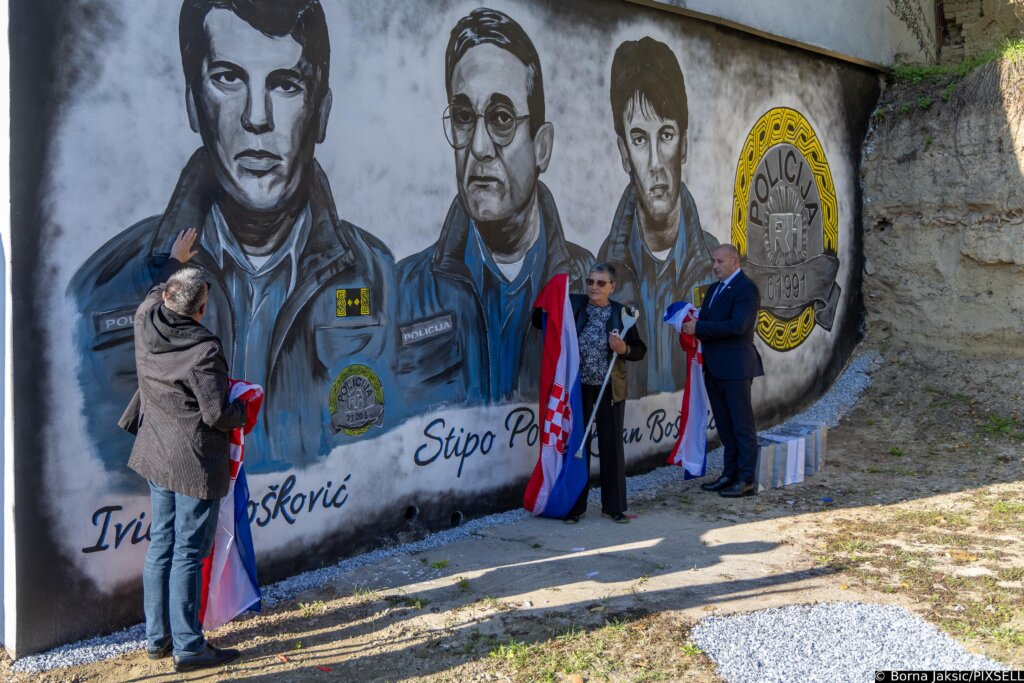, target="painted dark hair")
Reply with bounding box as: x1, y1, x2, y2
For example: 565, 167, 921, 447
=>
179, 0, 331, 102
609, 37, 688, 140
445, 7, 545, 137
